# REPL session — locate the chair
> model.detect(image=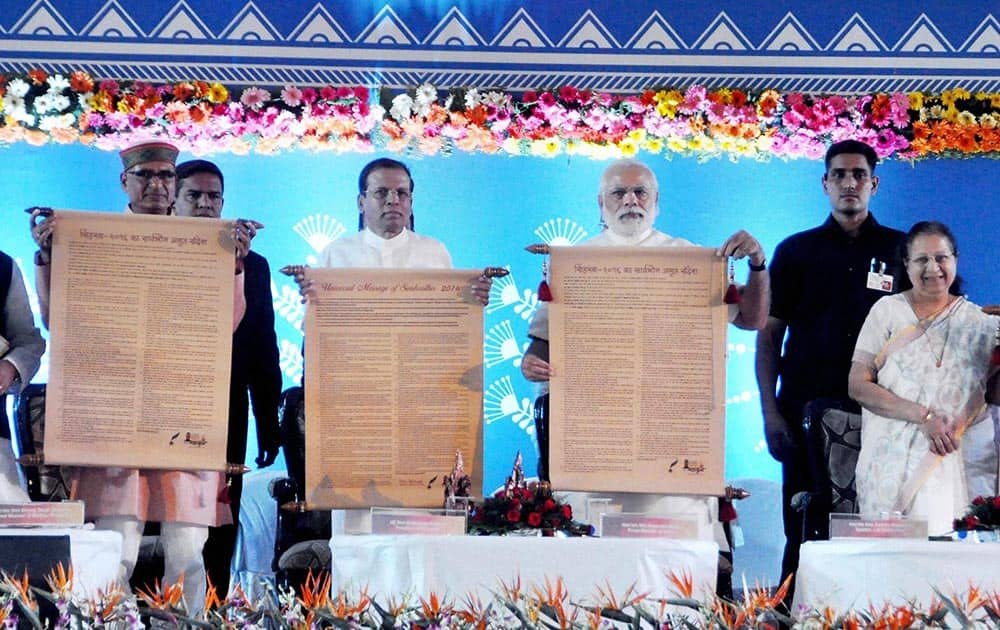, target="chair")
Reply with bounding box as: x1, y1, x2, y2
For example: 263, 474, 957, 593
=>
800, 398, 863, 541
269, 386, 330, 586
12, 384, 69, 501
